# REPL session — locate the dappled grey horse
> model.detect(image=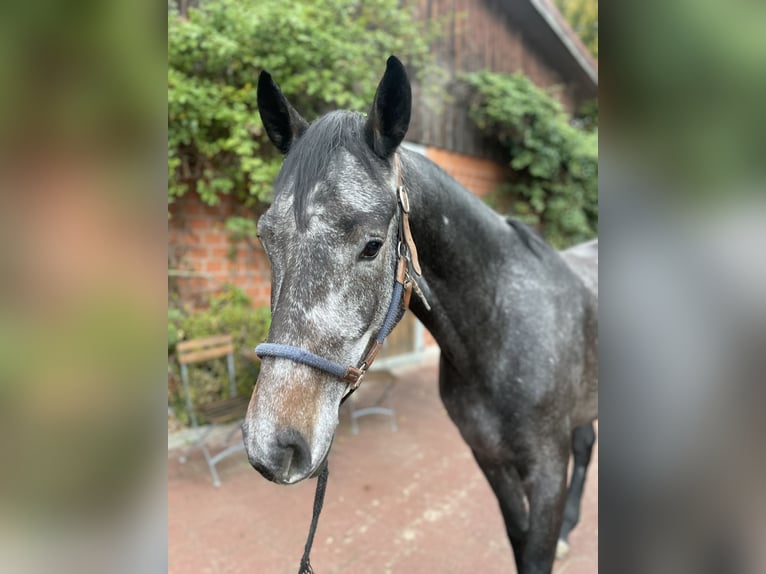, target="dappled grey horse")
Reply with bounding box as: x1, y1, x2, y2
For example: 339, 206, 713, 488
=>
243, 56, 598, 574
